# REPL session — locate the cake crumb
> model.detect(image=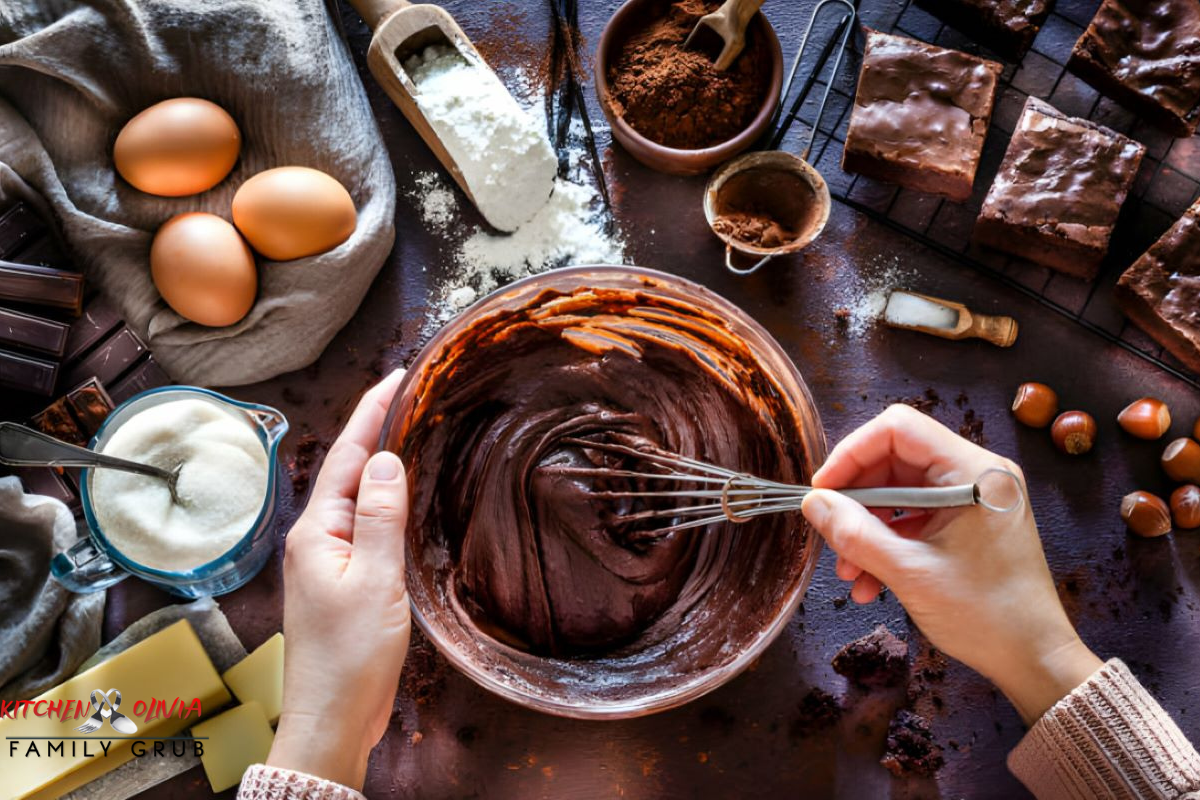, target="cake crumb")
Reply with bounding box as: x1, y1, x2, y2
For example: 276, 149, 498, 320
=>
832, 624, 909, 688
880, 710, 944, 777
